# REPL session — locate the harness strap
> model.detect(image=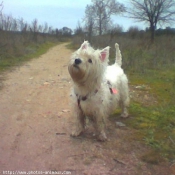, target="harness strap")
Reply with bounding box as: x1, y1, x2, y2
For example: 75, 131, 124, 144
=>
77, 95, 87, 108
76, 90, 98, 109
107, 81, 118, 94
76, 81, 118, 109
